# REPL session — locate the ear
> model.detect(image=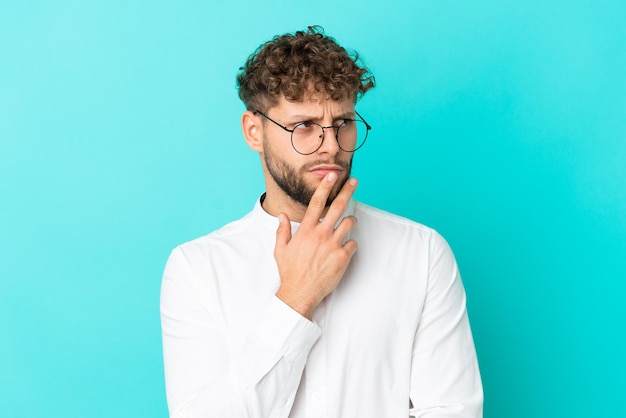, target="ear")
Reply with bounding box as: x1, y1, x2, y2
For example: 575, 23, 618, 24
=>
241, 110, 264, 153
